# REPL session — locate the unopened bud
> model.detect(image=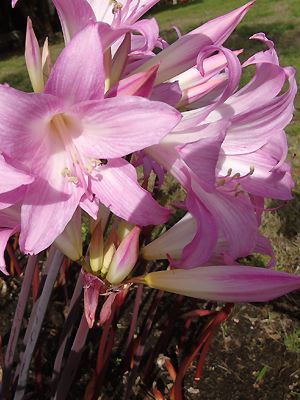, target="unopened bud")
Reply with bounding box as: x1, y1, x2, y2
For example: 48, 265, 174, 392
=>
25, 17, 44, 93
90, 221, 104, 274
106, 226, 141, 285
101, 241, 116, 277
55, 209, 82, 261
